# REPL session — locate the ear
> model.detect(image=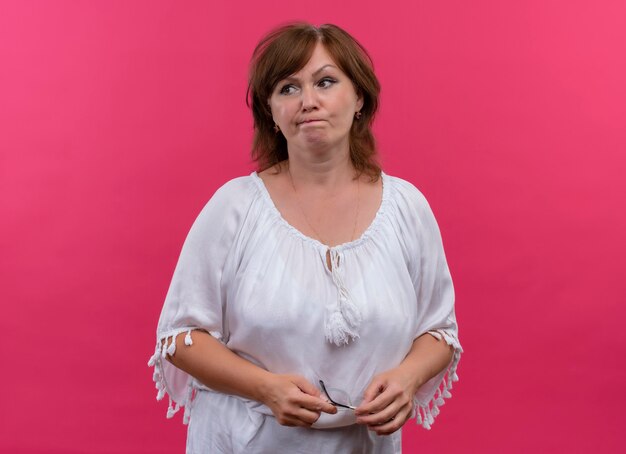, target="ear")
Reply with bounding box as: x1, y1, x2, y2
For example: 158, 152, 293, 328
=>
355, 91, 364, 112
